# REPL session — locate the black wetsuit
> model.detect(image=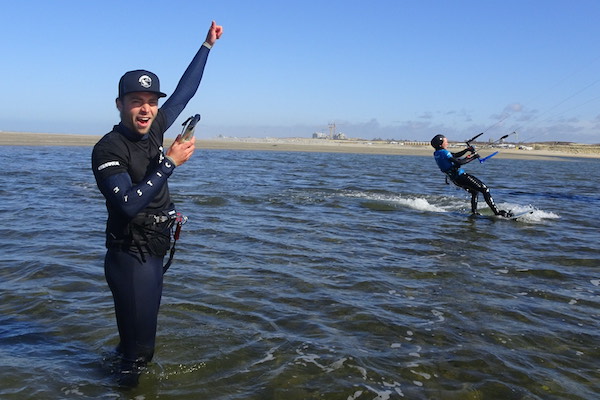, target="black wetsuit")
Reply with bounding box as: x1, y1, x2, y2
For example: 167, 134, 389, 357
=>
91, 43, 211, 379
